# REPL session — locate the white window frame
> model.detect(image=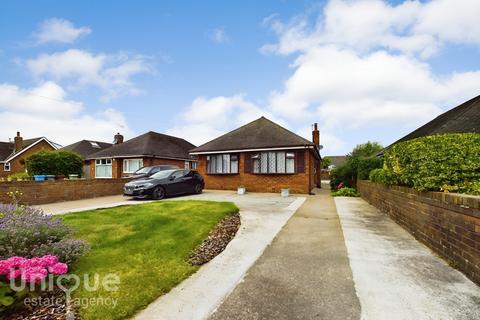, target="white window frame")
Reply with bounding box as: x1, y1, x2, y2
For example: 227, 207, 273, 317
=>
123, 158, 143, 173
206, 154, 239, 174
95, 158, 113, 178
252, 151, 295, 174
3, 162, 11, 172
184, 161, 190, 169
